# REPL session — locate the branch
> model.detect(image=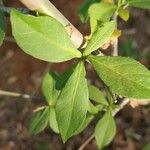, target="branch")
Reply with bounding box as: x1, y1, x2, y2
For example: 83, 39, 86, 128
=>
78, 134, 94, 150
112, 11, 118, 56
0, 6, 29, 14
78, 98, 130, 150
0, 90, 43, 101
18, 0, 83, 48
79, 1, 128, 149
